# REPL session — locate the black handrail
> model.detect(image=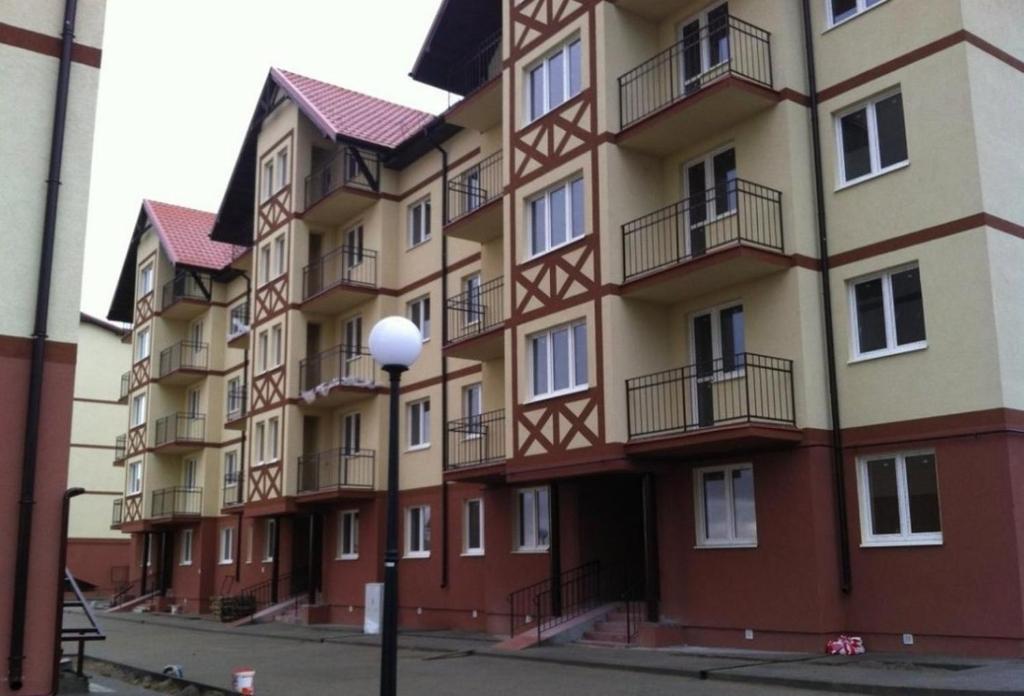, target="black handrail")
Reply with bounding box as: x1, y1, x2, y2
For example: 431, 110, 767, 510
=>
297, 448, 375, 493
626, 353, 795, 439
303, 245, 377, 299
533, 562, 606, 642
61, 569, 105, 676
305, 146, 381, 209
445, 276, 505, 344
154, 412, 206, 446
158, 340, 209, 377
445, 30, 502, 98
446, 151, 503, 225
619, 14, 772, 129
445, 409, 505, 471
237, 573, 295, 617
151, 486, 202, 518
508, 560, 599, 637
299, 345, 378, 394
622, 179, 783, 281
113, 434, 126, 462
110, 572, 157, 607
161, 271, 213, 310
